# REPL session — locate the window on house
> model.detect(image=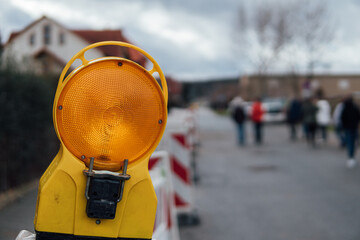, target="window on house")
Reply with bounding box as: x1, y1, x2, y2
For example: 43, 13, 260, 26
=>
59, 32, 65, 45
44, 25, 51, 45
29, 34, 35, 46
